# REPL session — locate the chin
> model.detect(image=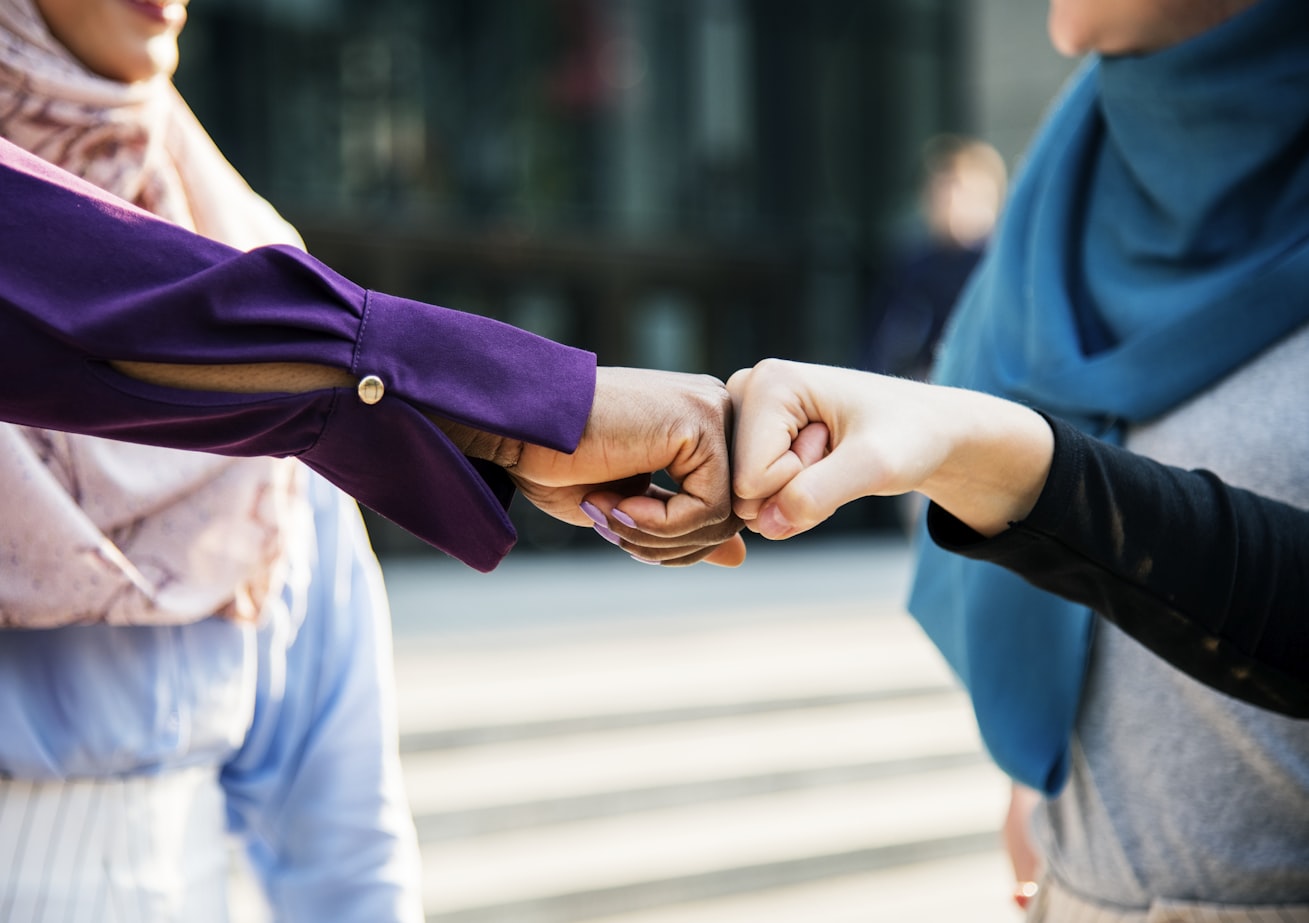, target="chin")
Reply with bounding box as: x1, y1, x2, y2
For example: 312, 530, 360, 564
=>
1046, 16, 1094, 56
117, 44, 179, 82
